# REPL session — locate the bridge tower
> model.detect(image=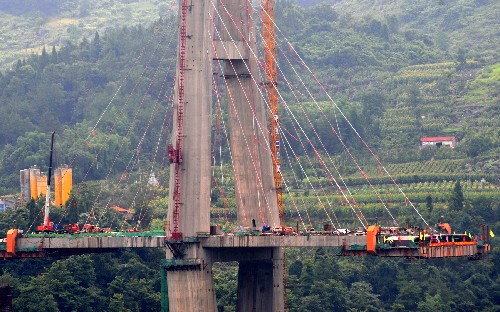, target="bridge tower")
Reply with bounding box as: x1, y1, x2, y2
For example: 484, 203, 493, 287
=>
165, 0, 283, 310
